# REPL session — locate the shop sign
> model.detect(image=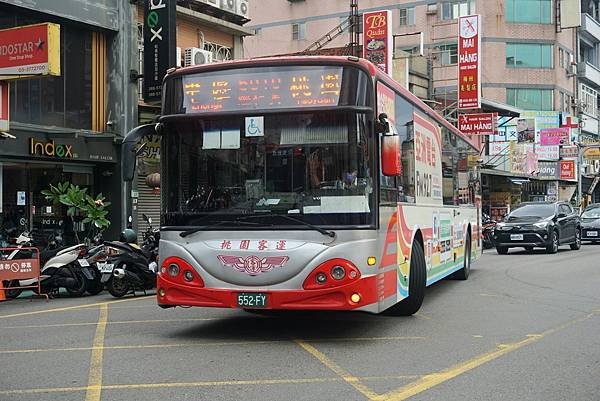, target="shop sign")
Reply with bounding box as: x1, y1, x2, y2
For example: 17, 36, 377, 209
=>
0, 23, 60, 78
537, 161, 559, 179
583, 147, 600, 160
540, 128, 570, 146
143, 0, 176, 102
458, 113, 496, 135
560, 160, 576, 180
29, 138, 74, 158
510, 142, 535, 174
489, 141, 509, 156
537, 145, 559, 161
560, 145, 578, 159
362, 10, 393, 75
458, 15, 481, 110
